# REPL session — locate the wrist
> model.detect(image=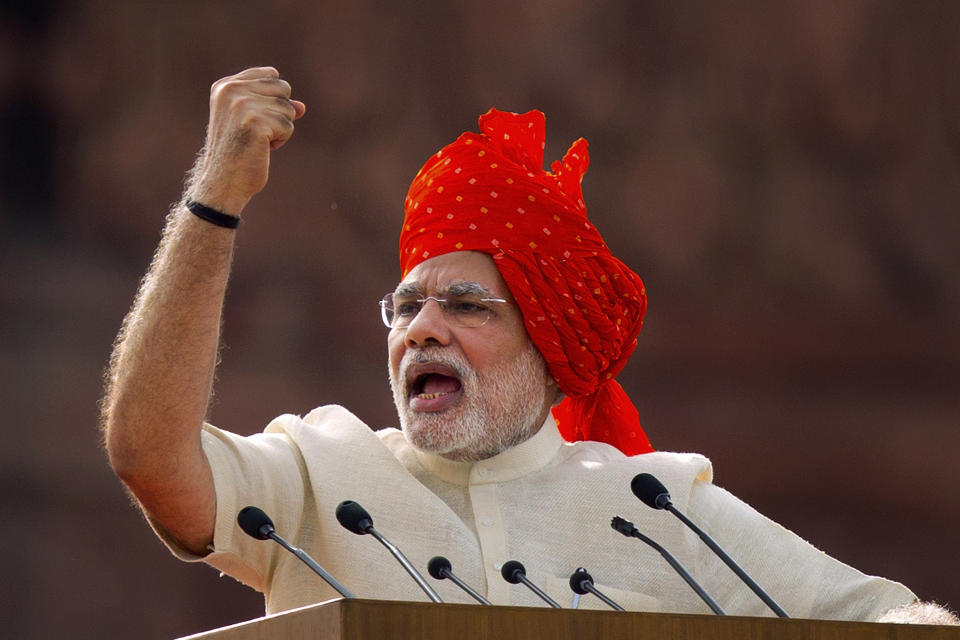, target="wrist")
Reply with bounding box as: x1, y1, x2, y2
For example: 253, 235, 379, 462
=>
184, 199, 241, 229
185, 189, 249, 218
186, 174, 252, 217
